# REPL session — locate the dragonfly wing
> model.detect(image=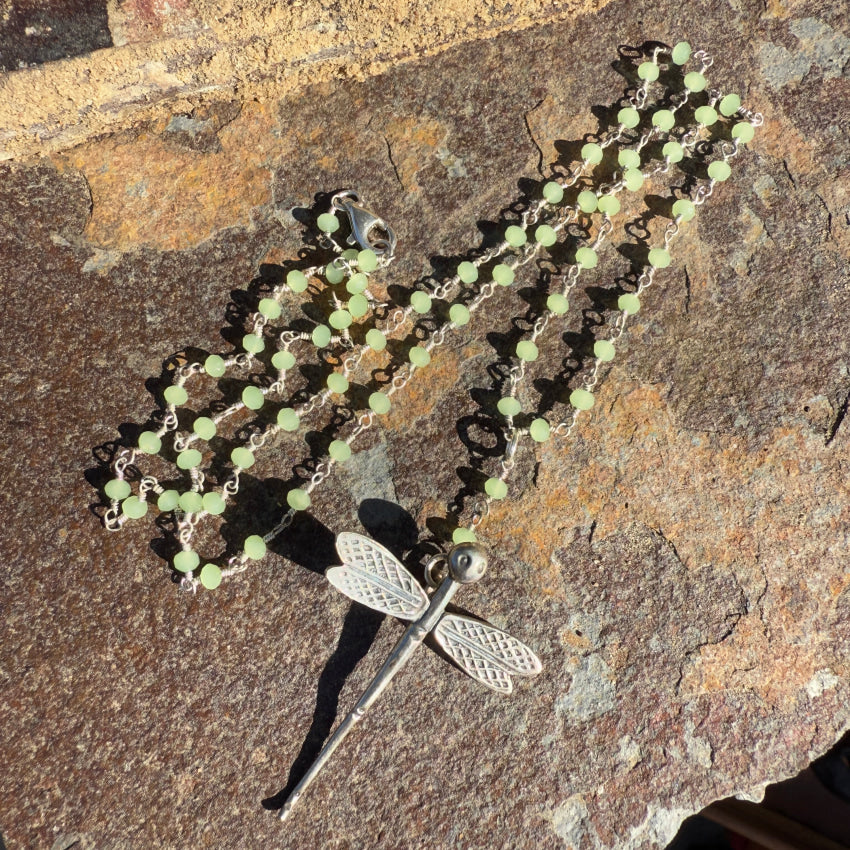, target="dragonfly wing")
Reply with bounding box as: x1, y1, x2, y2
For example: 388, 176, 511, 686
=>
433, 613, 543, 694
328, 532, 429, 620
